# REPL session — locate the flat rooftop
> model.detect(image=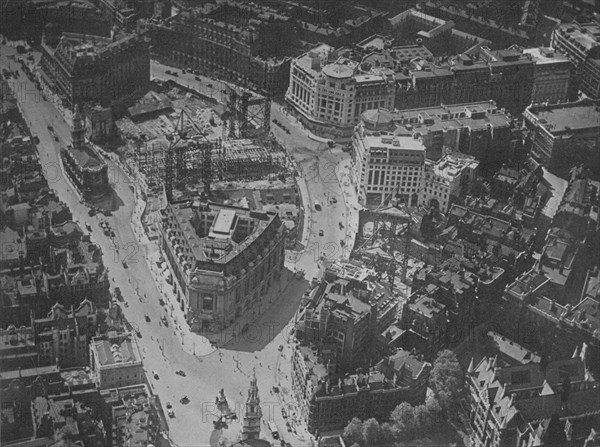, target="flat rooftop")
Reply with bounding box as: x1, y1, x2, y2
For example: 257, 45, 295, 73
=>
528, 101, 600, 133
